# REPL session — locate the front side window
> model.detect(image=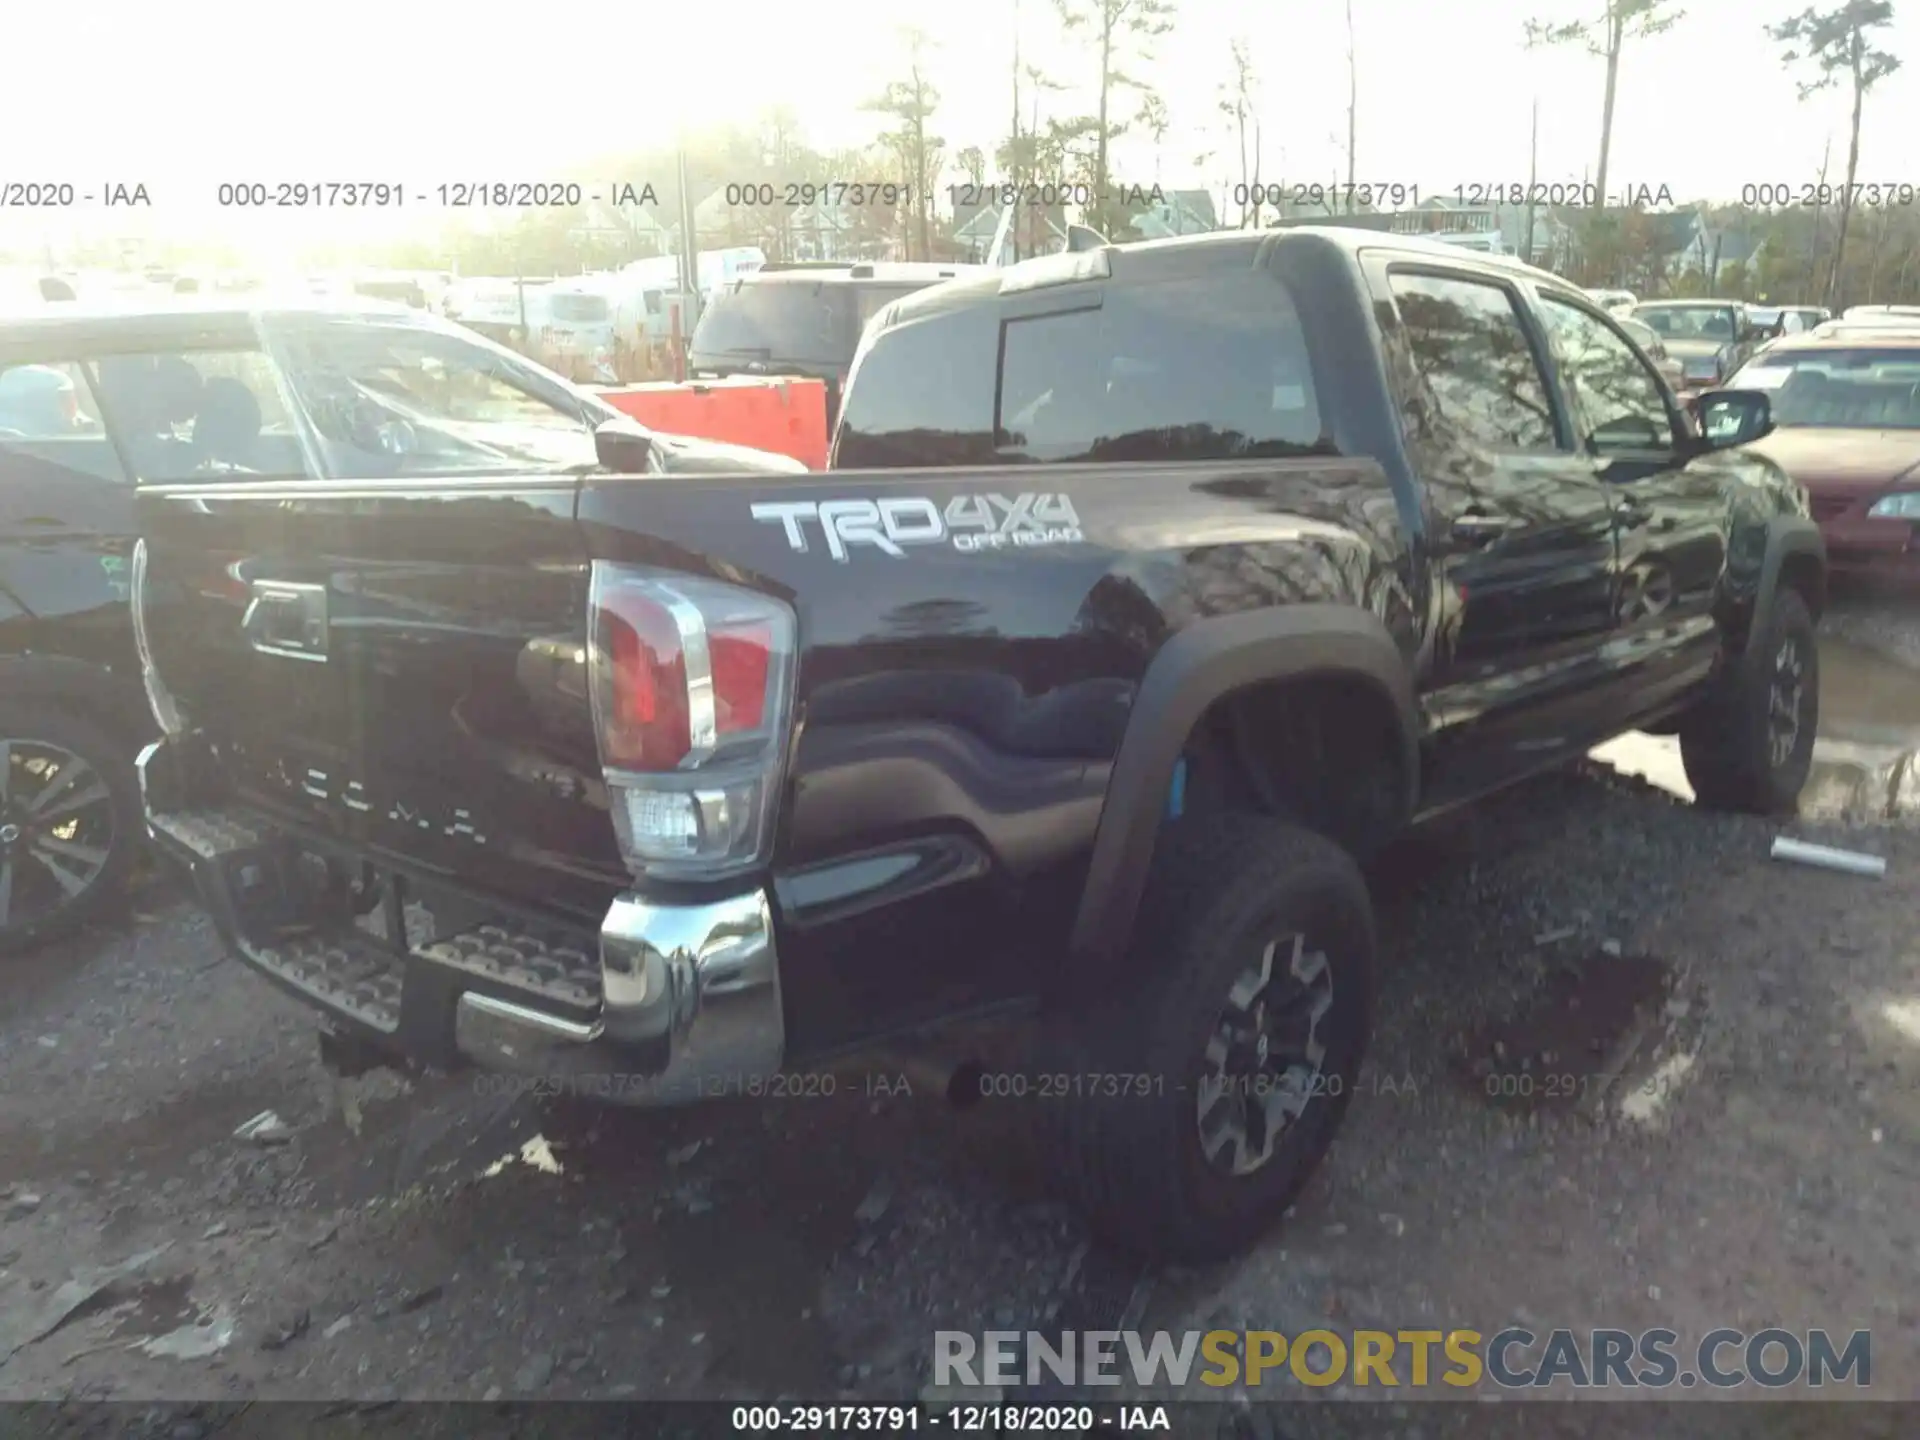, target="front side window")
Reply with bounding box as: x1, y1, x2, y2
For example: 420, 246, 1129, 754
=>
0, 360, 126, 483
1537, 296, 1676, 452
995, 272, 1326, 462
1385, 271, 1557, 452
89, 349, 311, 482
265, 318, 597, 476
